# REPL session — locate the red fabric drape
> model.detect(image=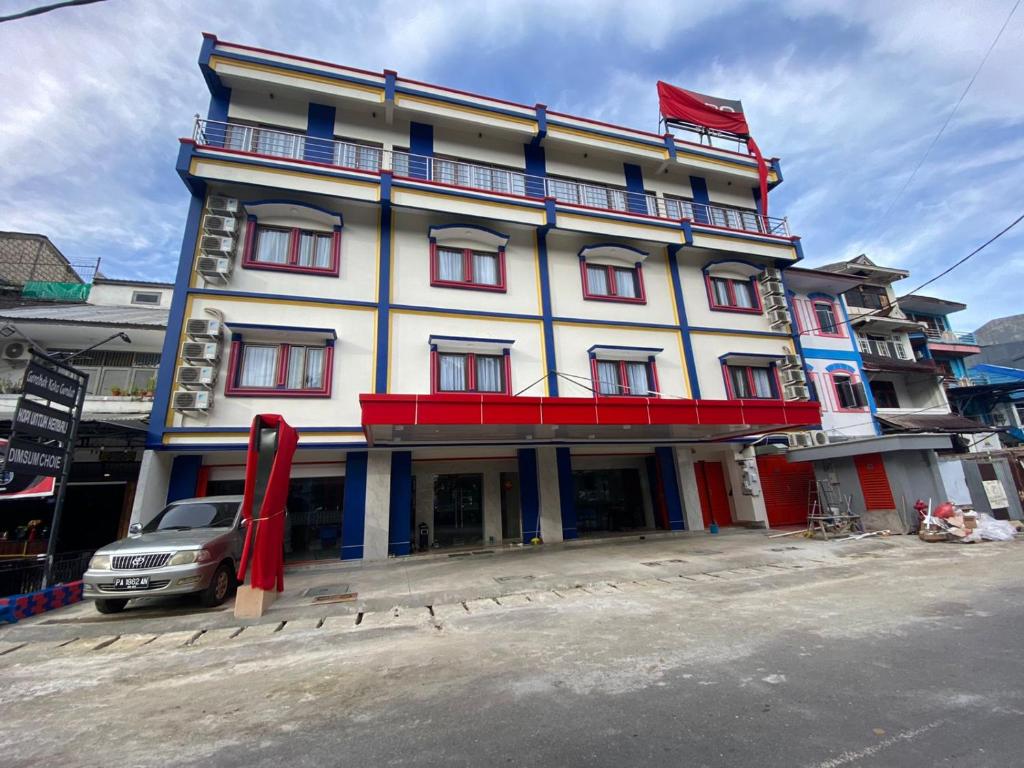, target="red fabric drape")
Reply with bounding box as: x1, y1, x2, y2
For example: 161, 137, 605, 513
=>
657, 81, 771, 217
236, 414, 298, 592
